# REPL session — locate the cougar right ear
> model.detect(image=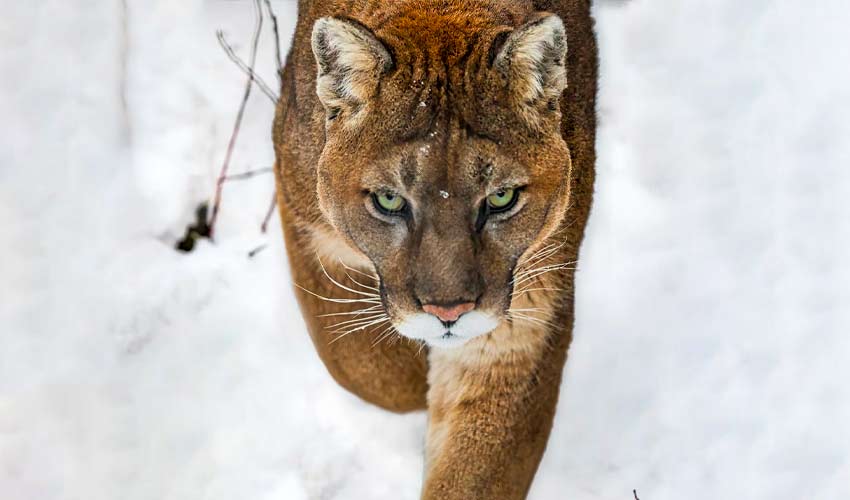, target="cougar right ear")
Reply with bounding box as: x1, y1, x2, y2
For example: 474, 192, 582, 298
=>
311, 17, 393, 120
491, 14, 568, 110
